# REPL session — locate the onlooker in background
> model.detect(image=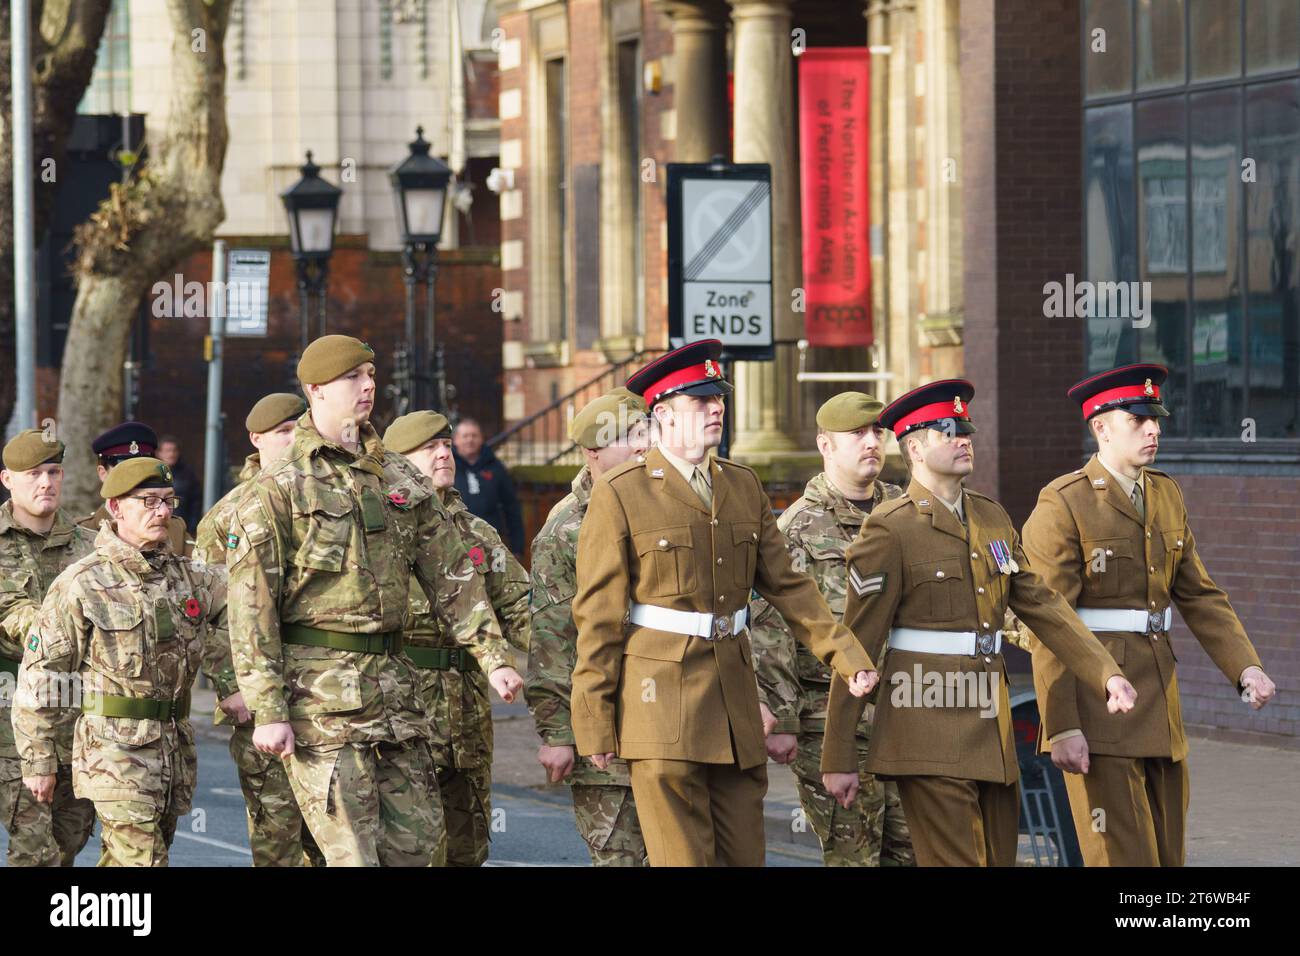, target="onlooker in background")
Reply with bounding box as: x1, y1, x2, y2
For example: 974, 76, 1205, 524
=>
452, 418, 525, 557
157, 436, 202, 533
